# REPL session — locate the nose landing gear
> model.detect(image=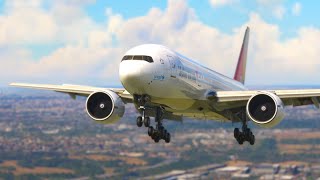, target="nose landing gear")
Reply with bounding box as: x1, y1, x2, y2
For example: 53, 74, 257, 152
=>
136, 106, 150, 127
